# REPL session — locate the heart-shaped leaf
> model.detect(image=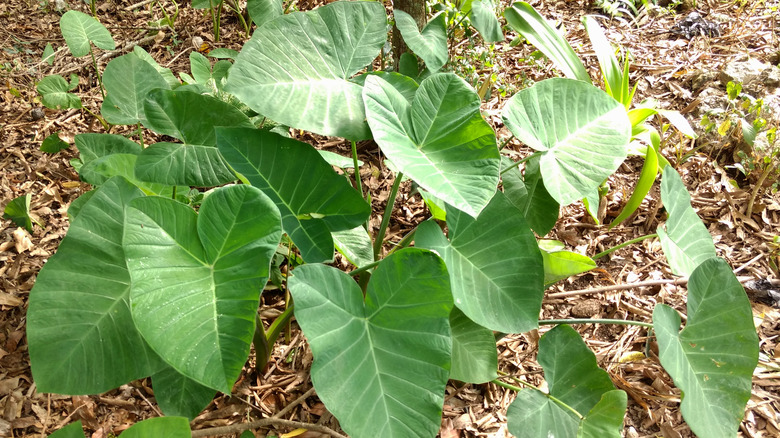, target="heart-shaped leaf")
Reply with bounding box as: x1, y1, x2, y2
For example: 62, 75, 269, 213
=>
136, 89, 254, 187
246, 0, 283, 29
502, 156, 558, 236
416, 192, 543, 333
467, 0, 503, 42
60, 10, 115, 57
288, 249, 453, 438
227, 1, 386, 140
37, 74, 82, 110
507, 325, 626, 438
119, 417, 191, 438
124, 185, 282, 392
656, 166, 717, 276
503, 78, 630, 206
394, 10, 448, 72
102, 52, 170, 125
216, 127, 370, 263
28, 177, 162, 394
653, 258, 758, 438
152, 367, 217, 419
364, 73, 500, 217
